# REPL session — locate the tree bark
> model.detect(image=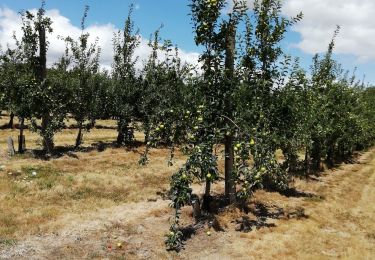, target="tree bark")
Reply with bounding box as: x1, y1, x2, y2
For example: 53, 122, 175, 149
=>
311, 138, 321, 171
41, 113, 53, 154
75, 122, 83, 148
202, 179, 212, 212
326, 143, 335, 167
304, 145, 311, 176
117, 118, 128, 145
8, 112, 14, 128
18, 117, 25, 153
